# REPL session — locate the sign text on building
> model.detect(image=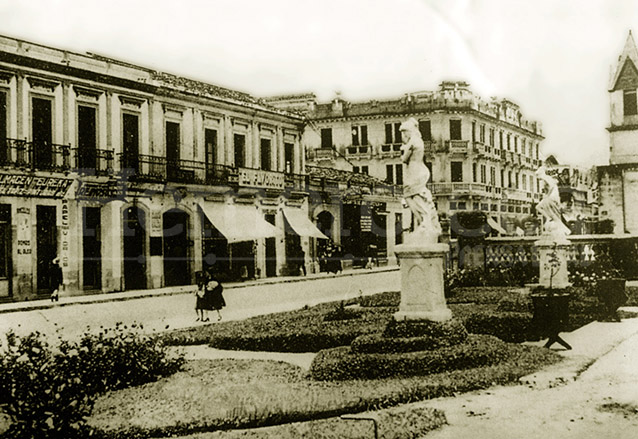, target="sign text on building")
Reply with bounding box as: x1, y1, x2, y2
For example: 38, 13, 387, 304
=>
238, 168, 285, 190
0, 174, 73, 198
